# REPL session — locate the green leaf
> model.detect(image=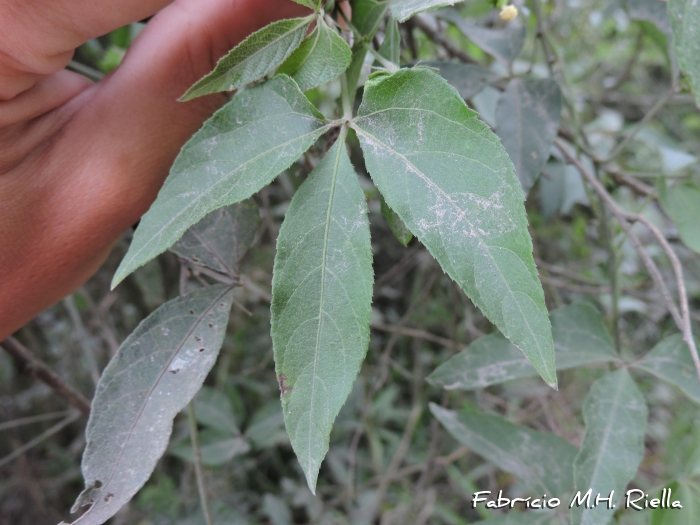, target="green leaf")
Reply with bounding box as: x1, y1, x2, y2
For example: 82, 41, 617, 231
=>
669, 0, 700, 107
424, 61, 501, 100
169, 429, 249, 466
550, 303, 618, 369
181, 17, 313, 100
278, 20, 352, 91
634, 334, 700, 404
428, 303, 617, 390
651, 481, 700, 525
658, 181, 700, 254
495, 78, 562, 195
271, 135, 374, 492
354, 0, 390, 36
113, 75, 330, 288
430, 404, 578, 494
65, 285, 233, 525
624, 0, 671, 35
170, 199, 260, 276
291, 0, 322, 9
192, 386, 240, 435
353, 68, 557, 387
440, 9, 526, 67
571, 369, 648, 525
380, 194, 413, 245
391, 0, 464, 22
377, 17, 401, 65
